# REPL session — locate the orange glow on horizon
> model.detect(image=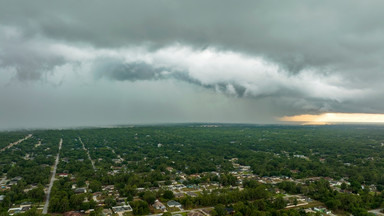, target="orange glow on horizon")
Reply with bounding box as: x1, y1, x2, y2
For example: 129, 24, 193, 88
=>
280, 113, 384, 125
